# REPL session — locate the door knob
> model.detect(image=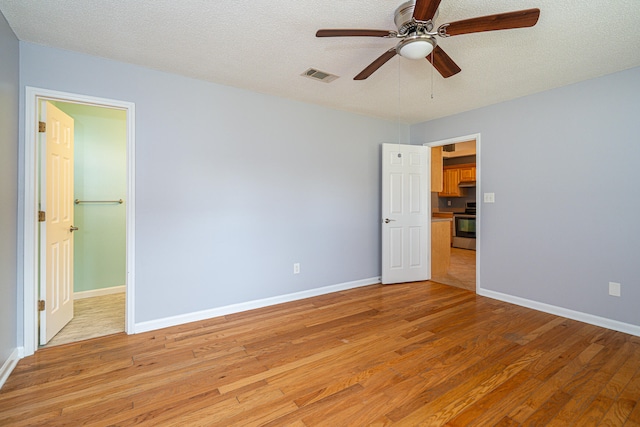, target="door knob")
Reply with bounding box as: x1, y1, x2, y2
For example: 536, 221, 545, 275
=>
70, 226, 79, 232
384, 218, 395, 224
